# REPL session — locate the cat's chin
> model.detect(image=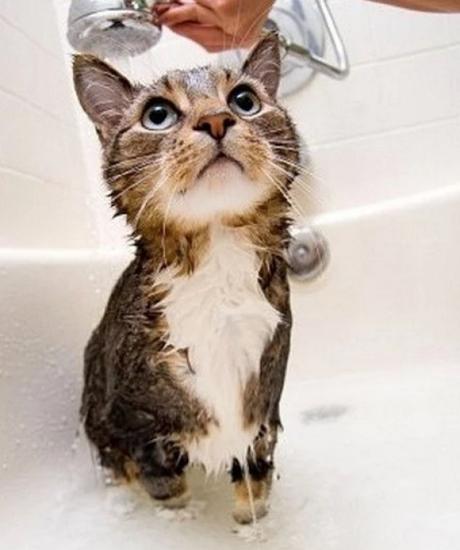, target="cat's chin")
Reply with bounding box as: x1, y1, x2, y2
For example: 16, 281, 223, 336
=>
167, 158, 267, 226
198, 153, 243, 179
